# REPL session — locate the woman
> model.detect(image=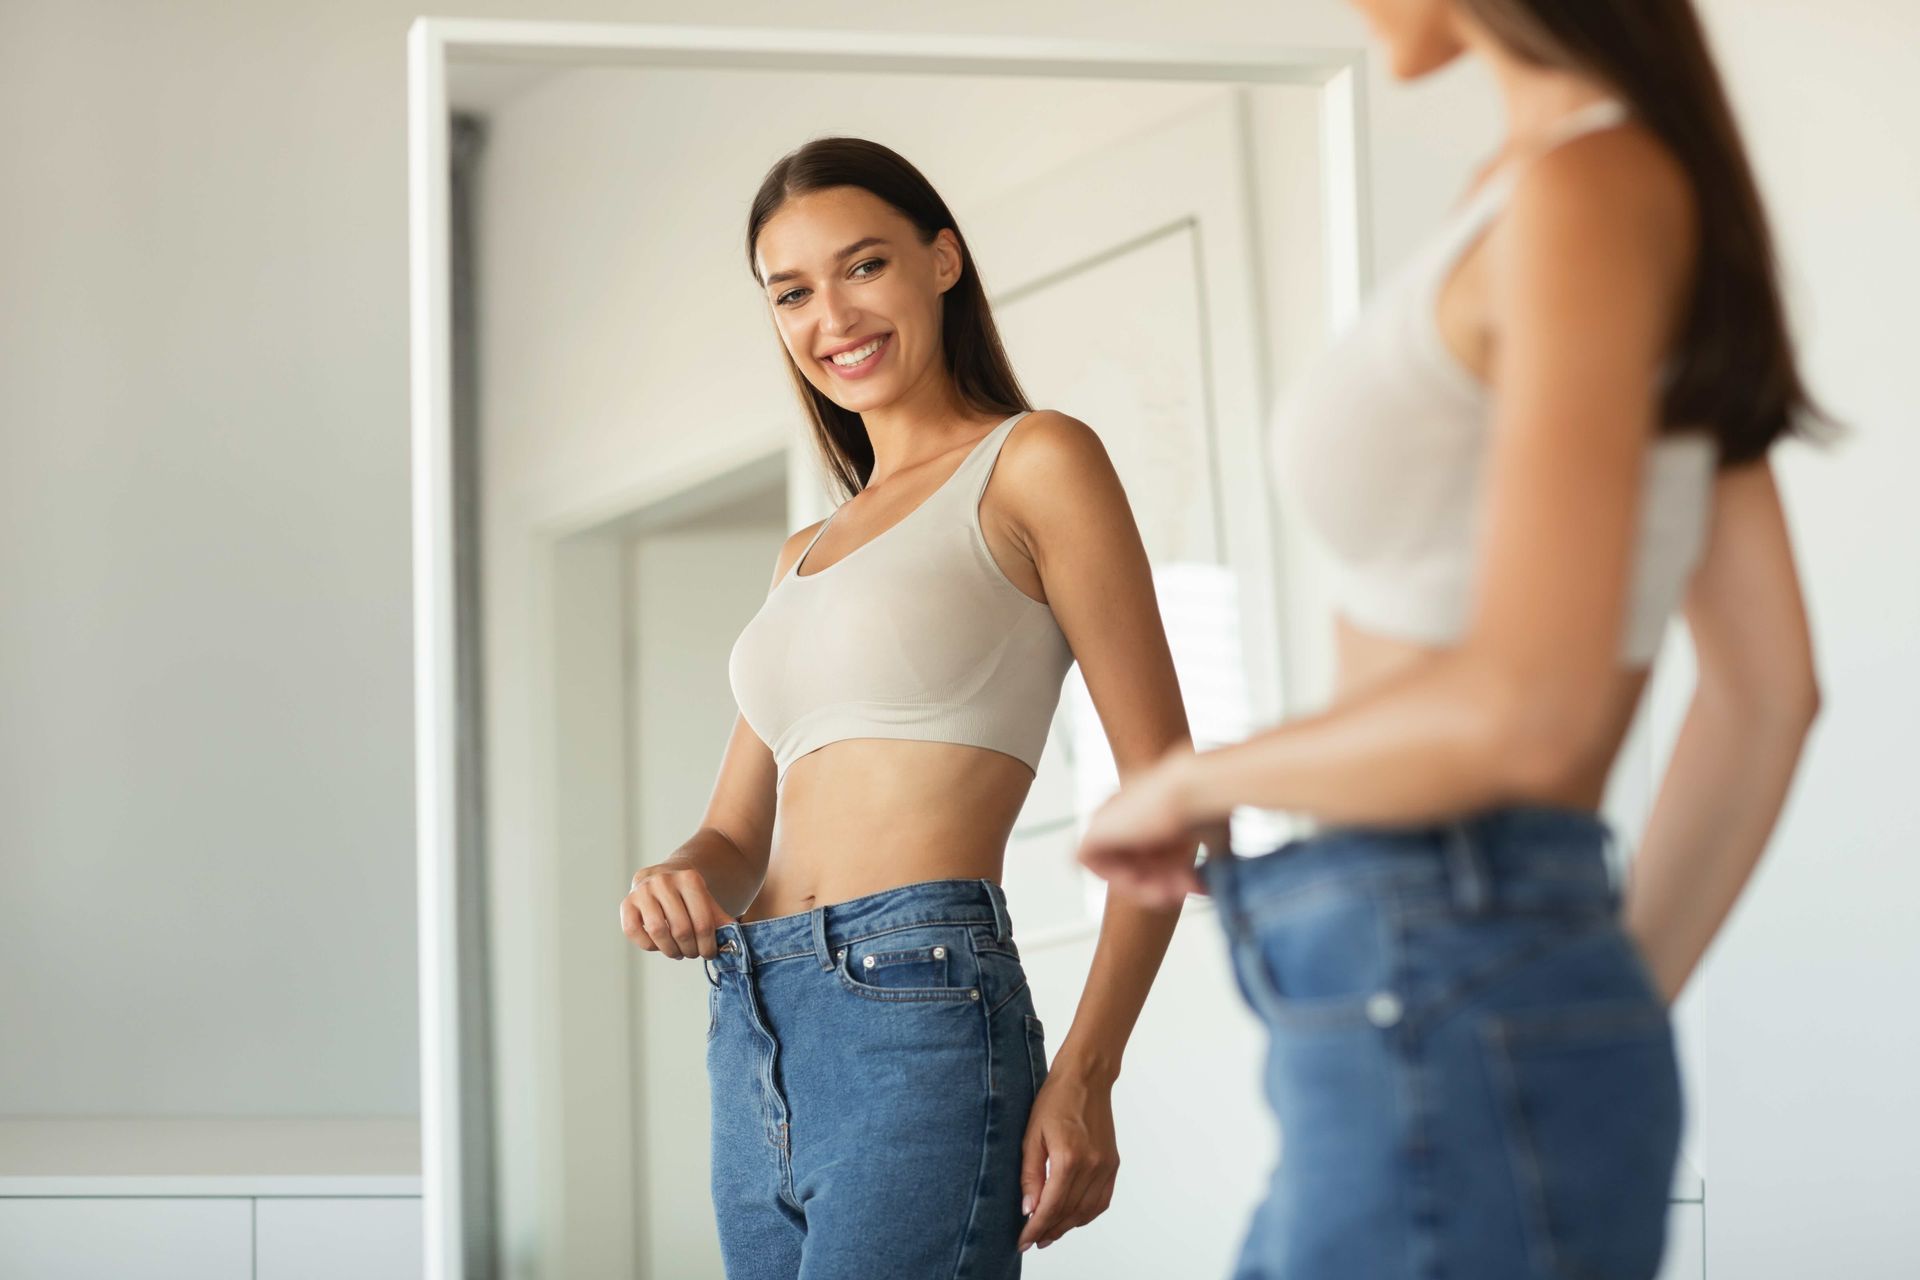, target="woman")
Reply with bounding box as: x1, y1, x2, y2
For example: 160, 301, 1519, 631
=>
1077, 3, 1823, 1278
618, 137, 1194, 1276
